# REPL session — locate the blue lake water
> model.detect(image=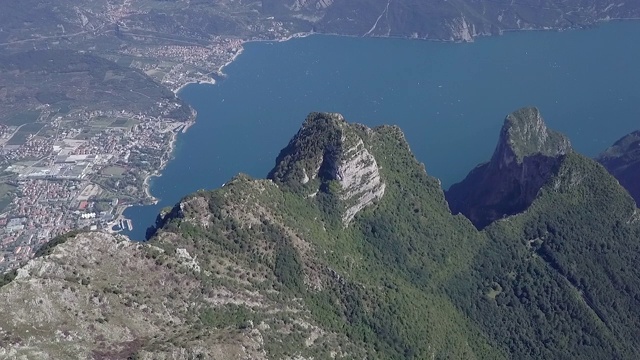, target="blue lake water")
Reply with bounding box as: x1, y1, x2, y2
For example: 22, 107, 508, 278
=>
124, 21, 640, 240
